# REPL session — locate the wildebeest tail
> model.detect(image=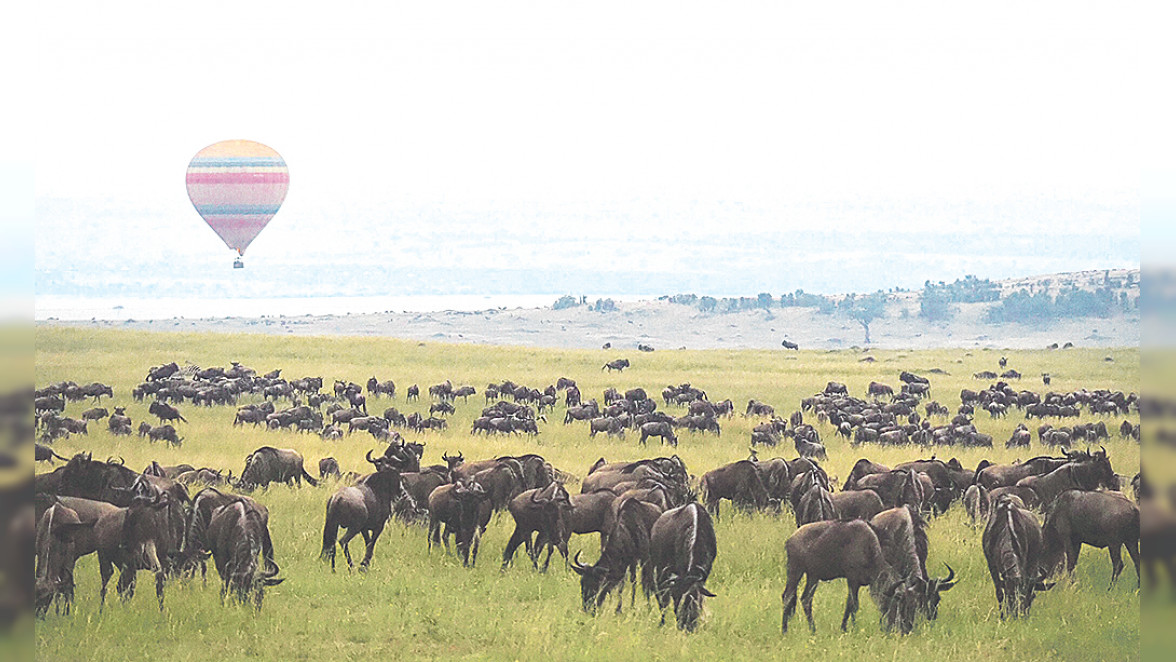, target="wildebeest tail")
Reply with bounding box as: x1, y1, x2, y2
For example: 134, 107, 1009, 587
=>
302, 468, 319, 487
320, 498, 338, 560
